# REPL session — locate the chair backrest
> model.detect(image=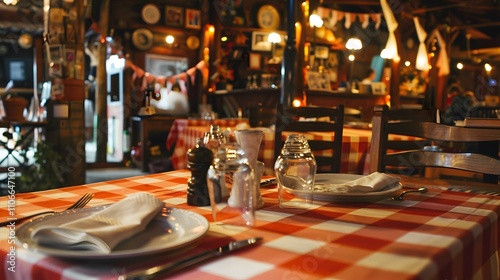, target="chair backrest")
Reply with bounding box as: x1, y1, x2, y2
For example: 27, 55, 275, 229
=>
274, 105, 344, 173
246, 104, 276, 127
467, 106, 500, 119
370, 105, 500, 183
